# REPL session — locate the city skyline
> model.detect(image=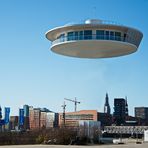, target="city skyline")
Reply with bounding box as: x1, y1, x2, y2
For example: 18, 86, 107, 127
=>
0, 0, 148, 116
0, 94, 145, 118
